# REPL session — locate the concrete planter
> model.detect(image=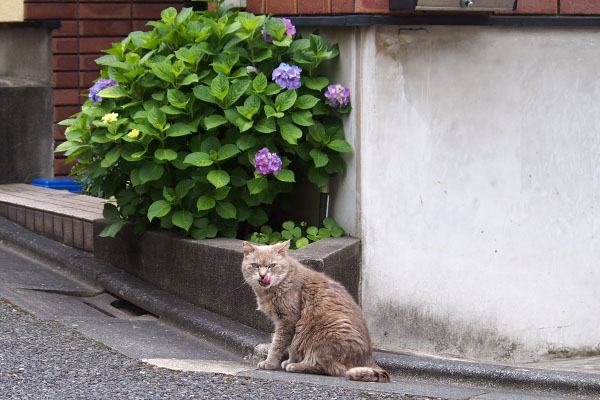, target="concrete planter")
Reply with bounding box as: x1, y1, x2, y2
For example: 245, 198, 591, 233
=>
93, 220, 361, 333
